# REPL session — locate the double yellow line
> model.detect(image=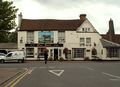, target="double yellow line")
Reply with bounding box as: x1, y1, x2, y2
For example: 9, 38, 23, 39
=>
4, 68, 29, 87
